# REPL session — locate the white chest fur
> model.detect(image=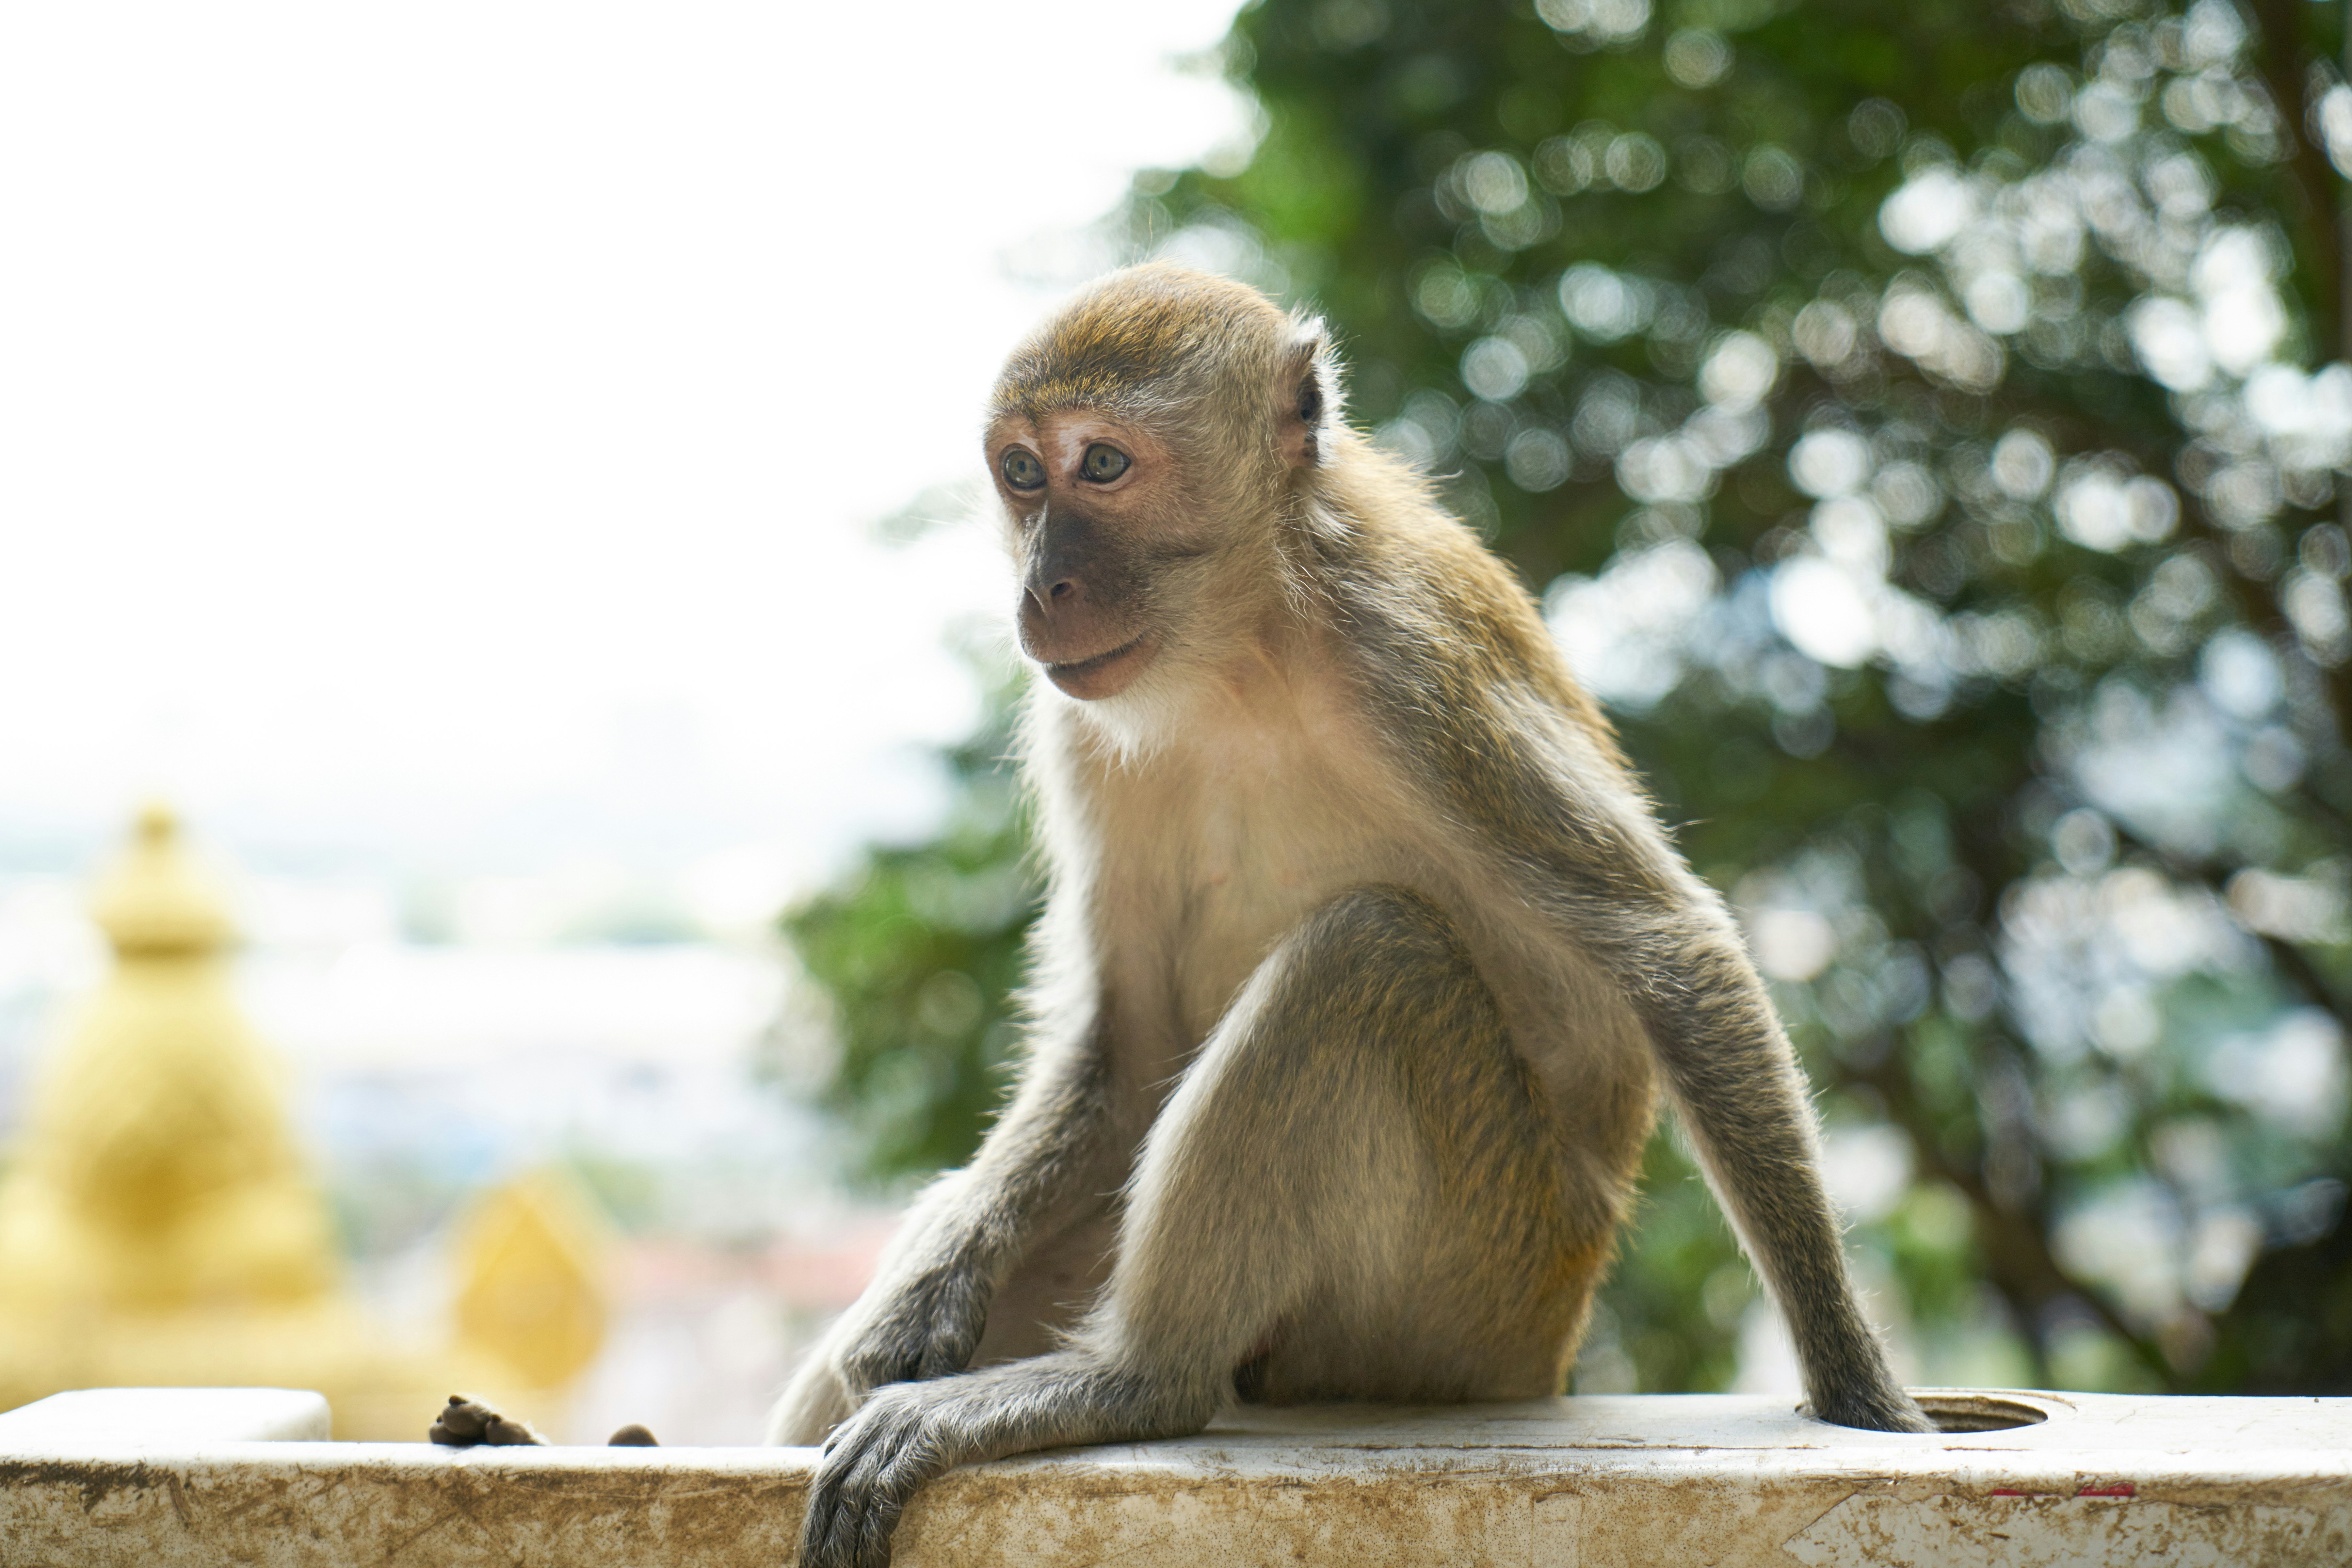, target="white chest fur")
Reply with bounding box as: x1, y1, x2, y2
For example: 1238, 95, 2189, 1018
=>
1063, 675, 1422, 1063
